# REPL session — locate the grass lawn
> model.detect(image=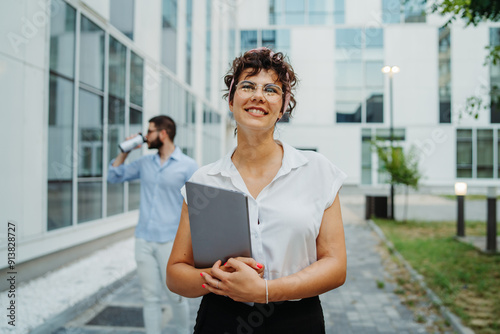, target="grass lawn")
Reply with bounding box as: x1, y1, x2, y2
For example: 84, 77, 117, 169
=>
372, 219, 500, 334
